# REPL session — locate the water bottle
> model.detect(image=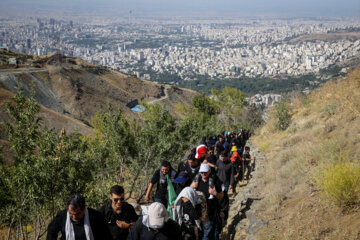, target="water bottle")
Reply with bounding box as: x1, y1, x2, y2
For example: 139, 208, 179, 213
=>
208, 177, 214, 199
